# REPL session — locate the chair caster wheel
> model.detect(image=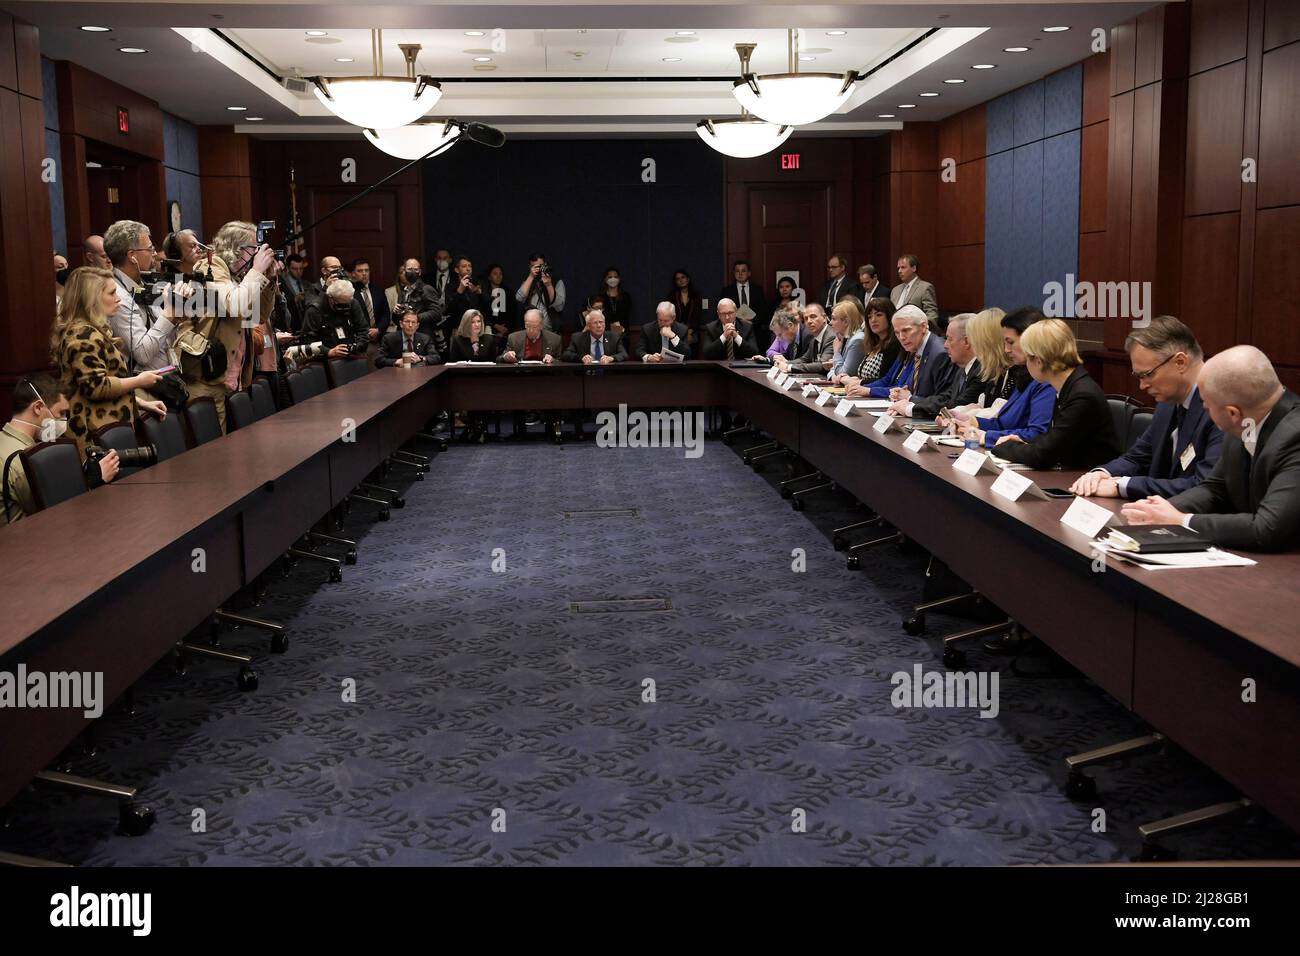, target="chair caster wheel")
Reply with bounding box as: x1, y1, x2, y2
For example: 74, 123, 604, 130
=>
792, 498, 805, 511
438, 441, 449, 452
118, 801, 156, 836
846, 555, 860, 570
345, 550, 358, 565
412, 472, 424, 481
173, 652, 187, 676
392, 497, 406, 509
419, 463, 430, 472
379, 508, 391, 521
1066, 770, 1097, 802
329, 566, 344, 583
779, 487, 792, 499
902, 614, 926, 636
832, 536, 847, 551
1138, 841, 1177, 863
238, 667, 258, 692
270, 632, 289, 654
942, 647, 967, 668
